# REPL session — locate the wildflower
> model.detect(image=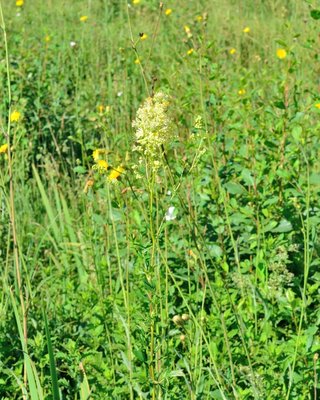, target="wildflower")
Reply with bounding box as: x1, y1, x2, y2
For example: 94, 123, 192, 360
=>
132, 92, 175, 172
94, 159, 108, 173
117, 91, 123, 97
134, 58, 141, 64
16, 0, 24, 6
229, 48, 236, 55
97, 105, 104, 114
10, 110, 21, 123
70, 41, 77, 47
276, 48, 287, 59
243, 26, 250, 33
165, 8, 172, 16
0, 143, 8, 154
107, 166, 125, 182
165, 206, 176, 221
140, 33, 148, 40
315, 103, 320, 109
184, 25, 192, 38
80, 15, 88, 22
196, 15, 203, 22
187, 249, 197, 259
238, 89, 246, 95
92, 149, 107, 162
45, 35, 51, 43
133, 0, 140, 4
187, 48, 194, 55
